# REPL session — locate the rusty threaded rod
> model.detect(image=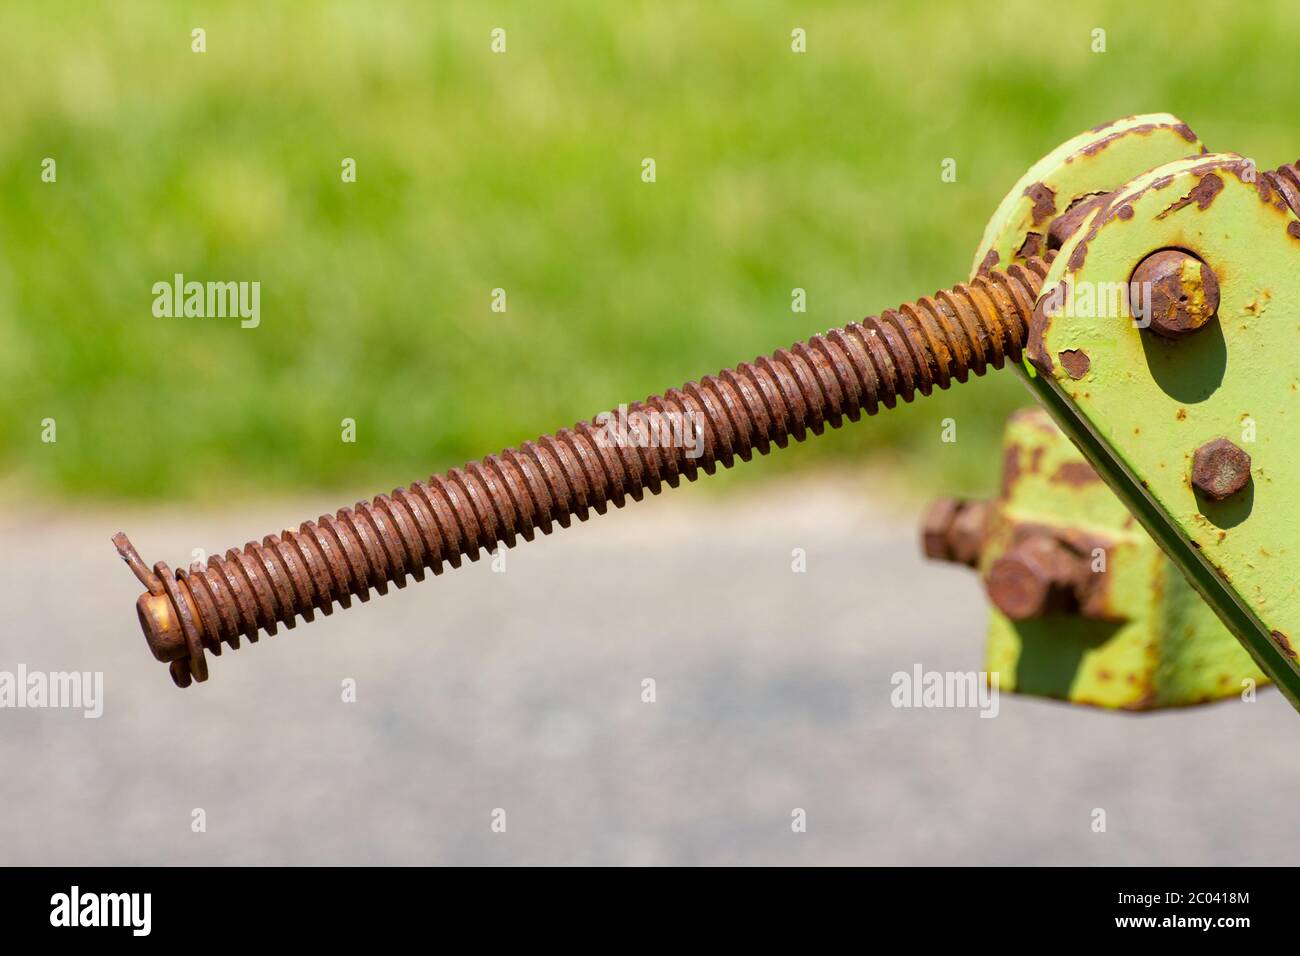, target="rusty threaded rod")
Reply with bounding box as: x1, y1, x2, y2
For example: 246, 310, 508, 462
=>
115, 255, 1054, 686
1263, 160, 1300, 216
